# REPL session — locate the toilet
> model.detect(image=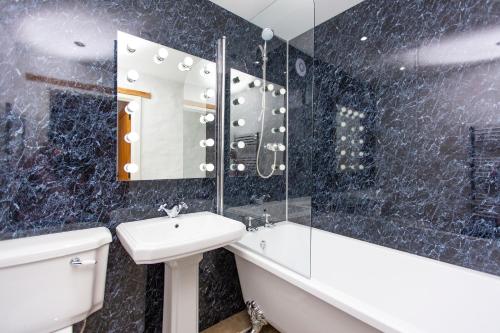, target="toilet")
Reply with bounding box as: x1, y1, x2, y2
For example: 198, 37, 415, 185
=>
0, 227, 112, 333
